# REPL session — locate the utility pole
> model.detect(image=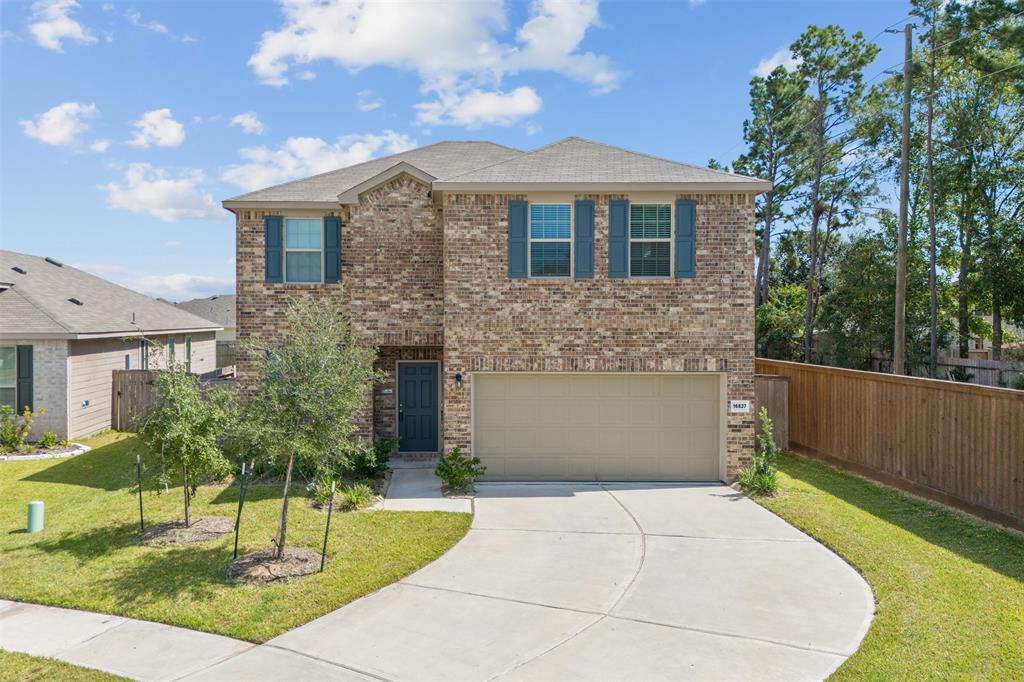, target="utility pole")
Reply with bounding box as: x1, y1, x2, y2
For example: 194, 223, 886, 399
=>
926, 7, 938, 378
893, 24, 912, 376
